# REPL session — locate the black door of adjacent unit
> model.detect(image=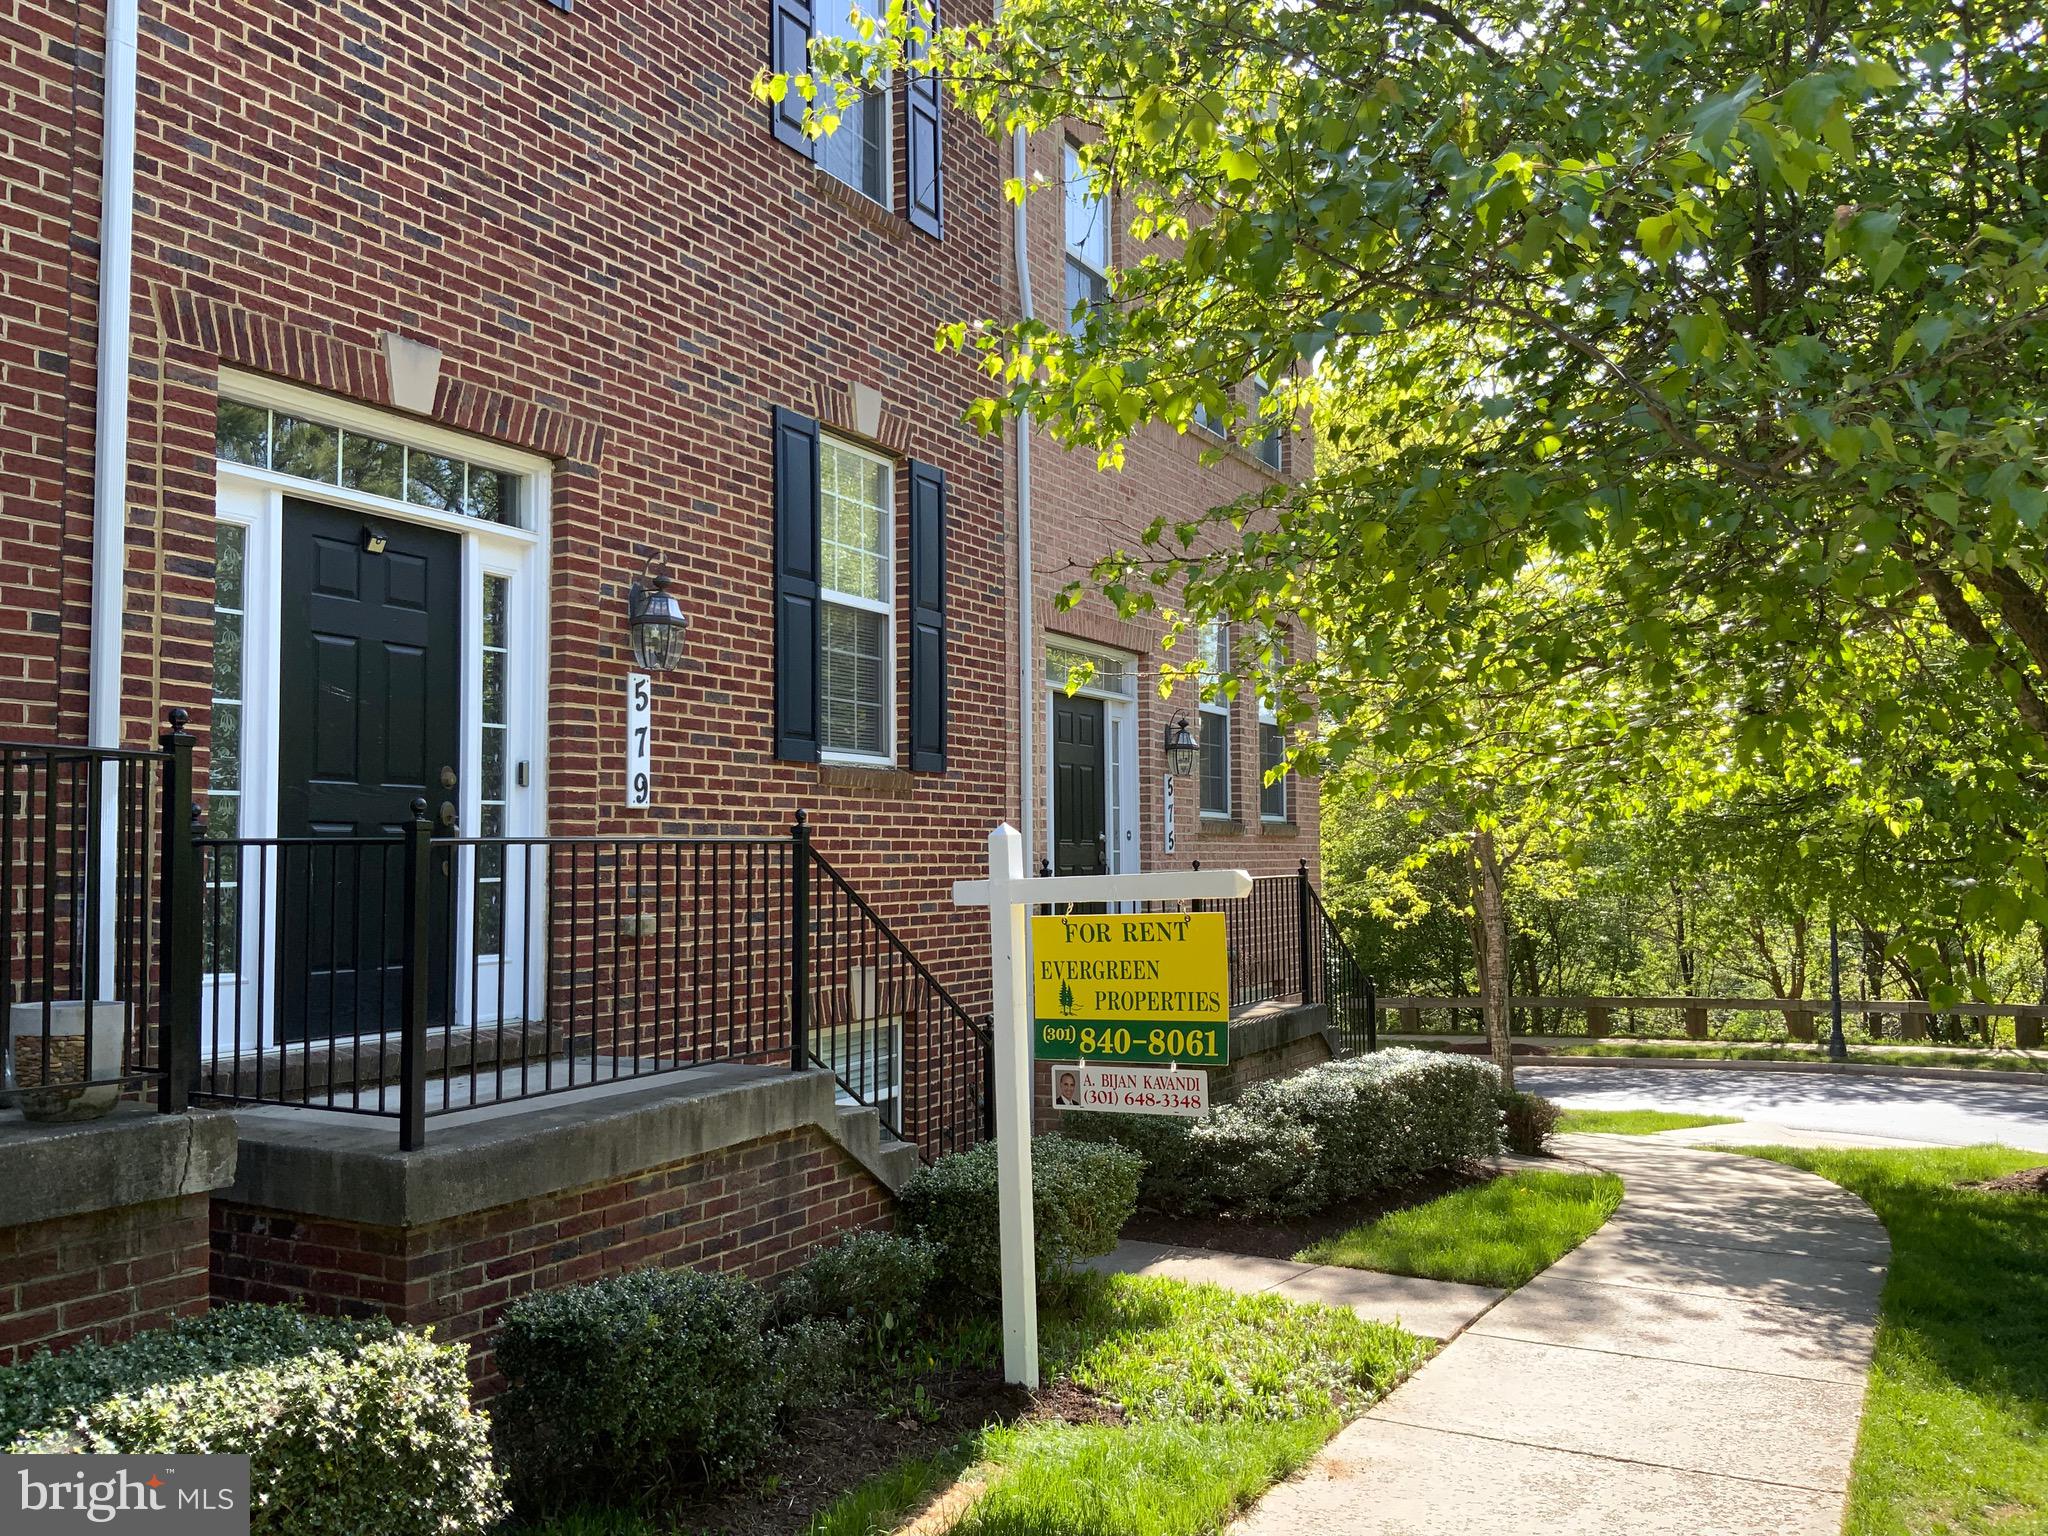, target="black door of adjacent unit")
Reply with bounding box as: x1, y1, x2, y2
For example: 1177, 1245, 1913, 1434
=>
276, 499, 461, 1041
1052, 692, 1108, 885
